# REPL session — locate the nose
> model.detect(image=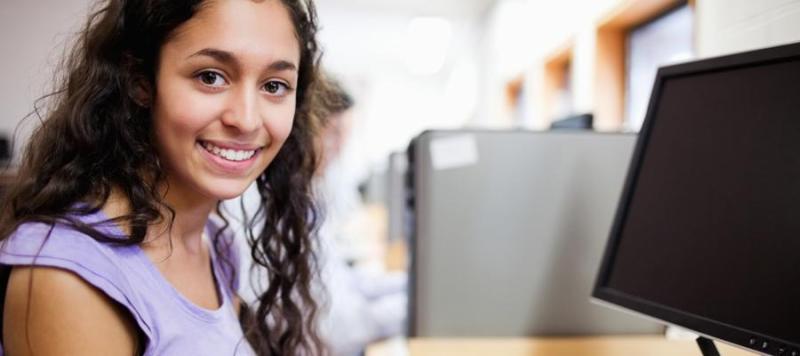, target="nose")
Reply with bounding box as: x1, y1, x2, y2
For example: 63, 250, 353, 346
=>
221, 87, 261, 134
